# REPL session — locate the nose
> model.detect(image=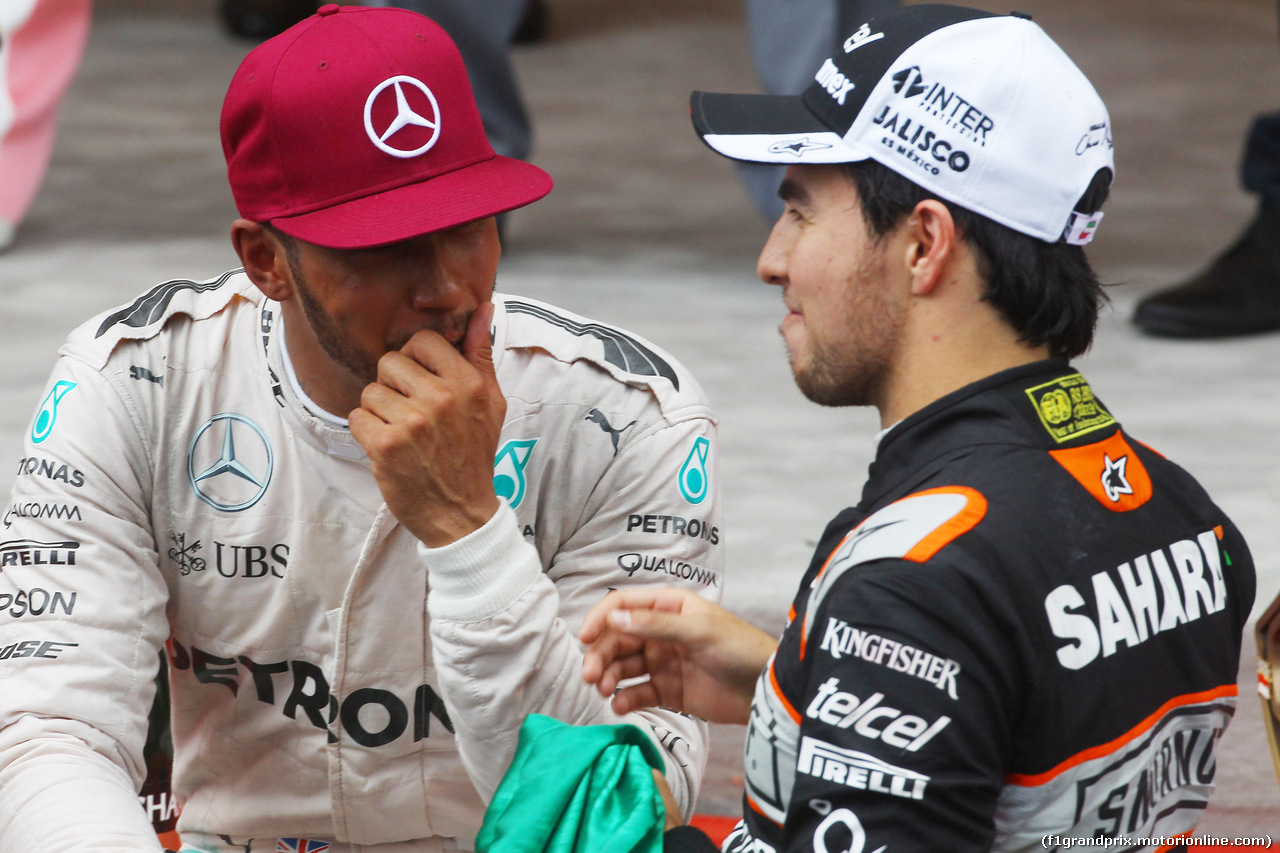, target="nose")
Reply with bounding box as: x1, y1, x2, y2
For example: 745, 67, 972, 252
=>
410, 268, 463, 313
757, 215, 792, 288
407, 234, 467, 313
